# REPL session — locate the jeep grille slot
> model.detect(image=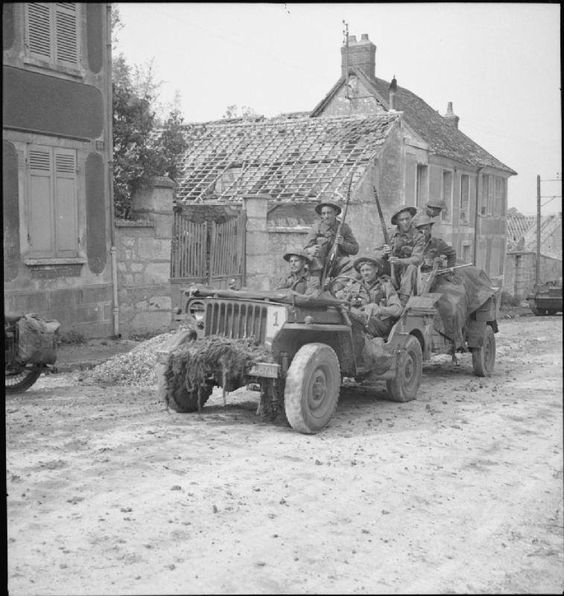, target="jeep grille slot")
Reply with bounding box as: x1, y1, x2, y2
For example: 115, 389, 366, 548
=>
204, 300, 267, 343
